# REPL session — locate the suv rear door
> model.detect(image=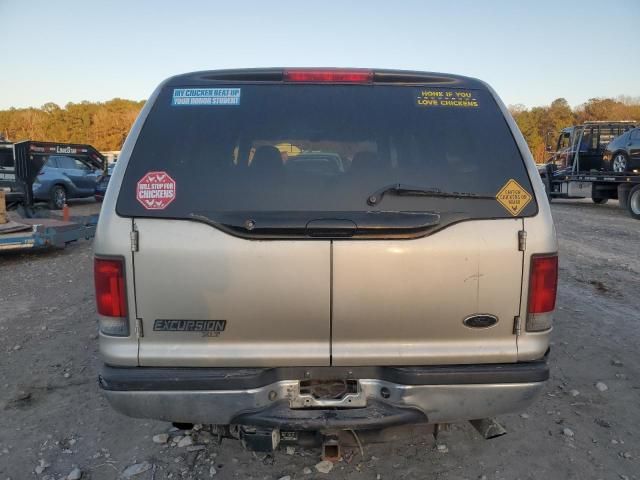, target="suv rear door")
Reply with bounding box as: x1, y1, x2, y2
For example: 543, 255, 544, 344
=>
53, 156, 86, 194
332, 218, 523, 365
132, 220, 330, 367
